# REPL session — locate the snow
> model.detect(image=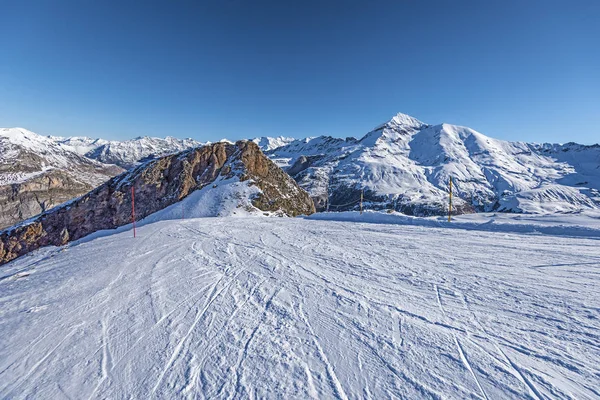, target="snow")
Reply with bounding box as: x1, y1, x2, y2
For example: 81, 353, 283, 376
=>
139, 176, 265, 225
1, 128, 67, 162
0, 167, 55, 186
309, 210, 600, 238
1, 215, 599, 399
265, 113, 600, 214
44, 132, 205, 169
372, 112, 428, 132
